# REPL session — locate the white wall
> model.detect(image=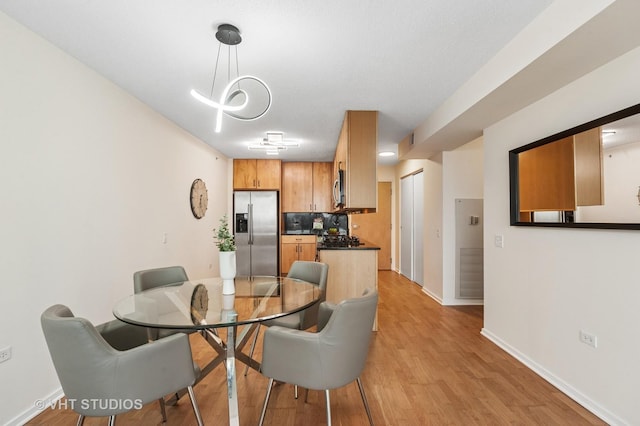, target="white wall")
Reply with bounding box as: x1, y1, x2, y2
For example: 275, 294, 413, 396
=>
442, 137, 484, 305
0, 12, 229, 425
483, 45, 640, 425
